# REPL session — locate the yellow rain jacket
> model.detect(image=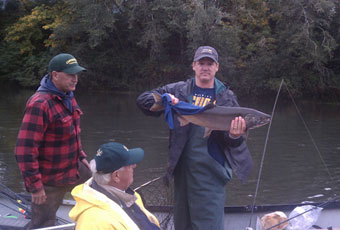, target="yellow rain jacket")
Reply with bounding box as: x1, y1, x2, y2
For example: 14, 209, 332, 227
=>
69, 179, 160, 230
